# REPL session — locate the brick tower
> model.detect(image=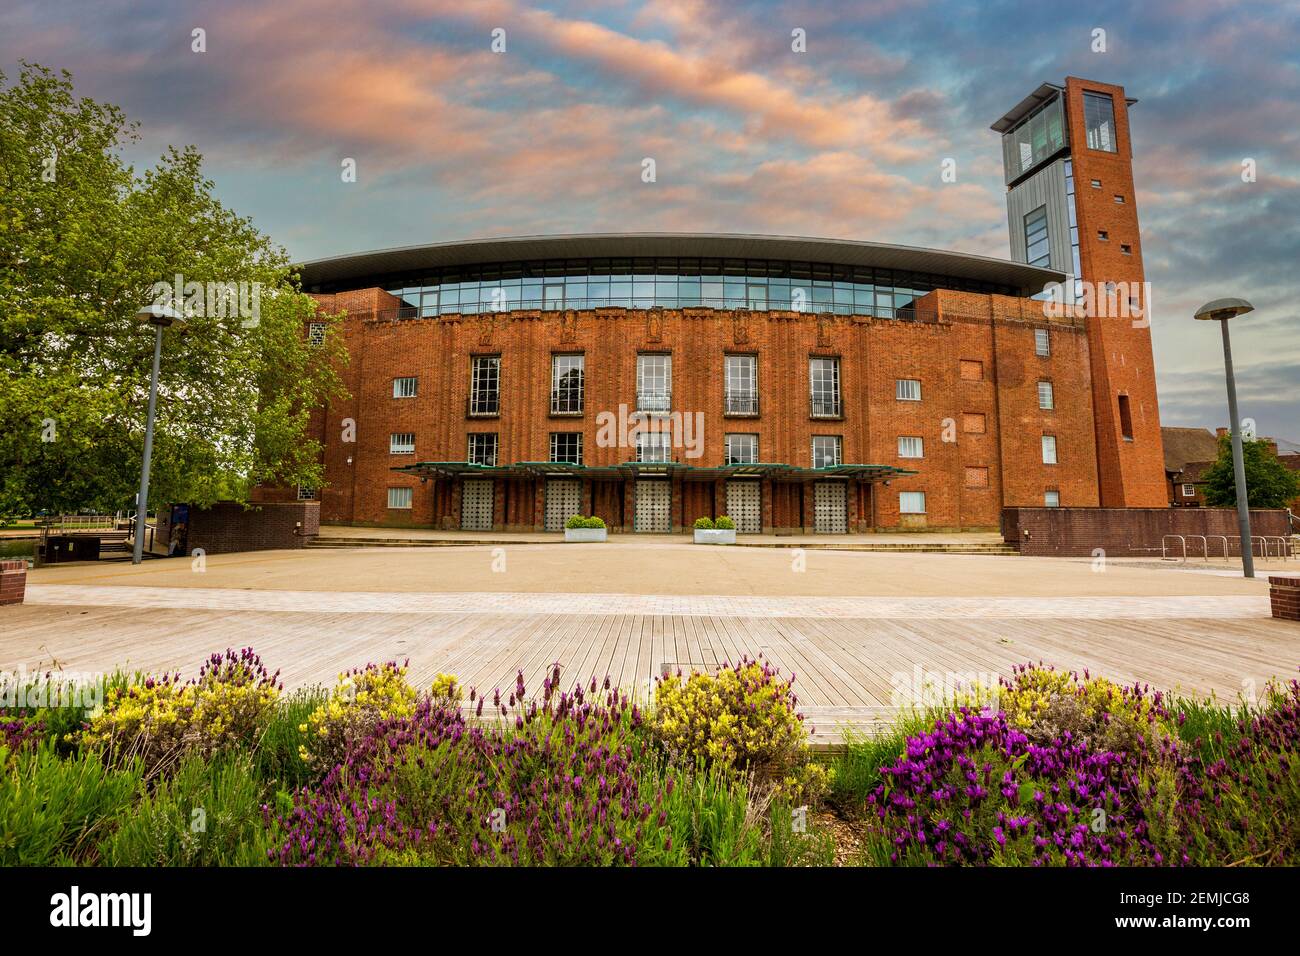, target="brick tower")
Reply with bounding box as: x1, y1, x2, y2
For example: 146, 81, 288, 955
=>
993, 77, 1167, 507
